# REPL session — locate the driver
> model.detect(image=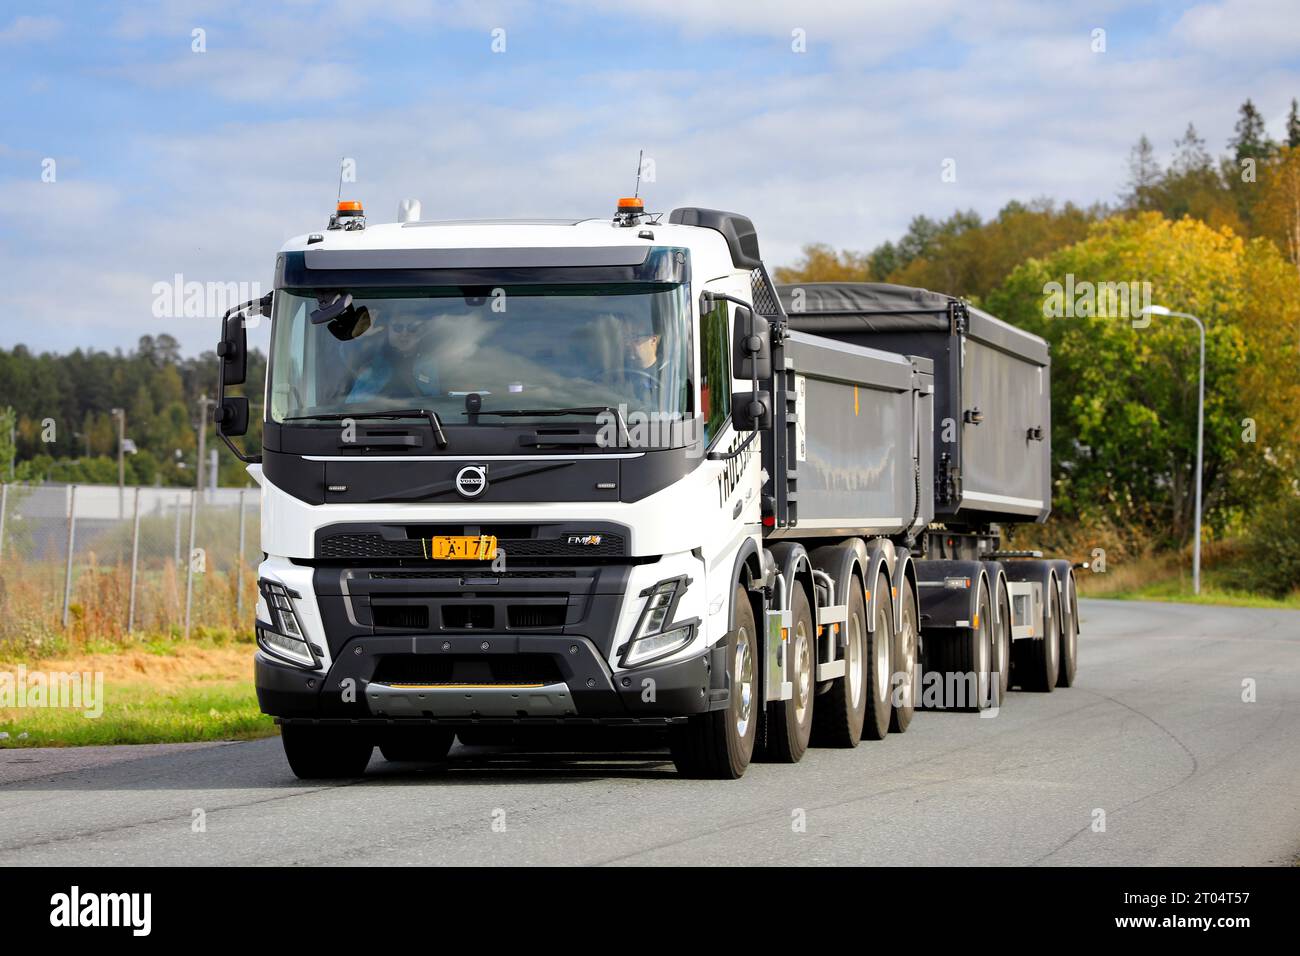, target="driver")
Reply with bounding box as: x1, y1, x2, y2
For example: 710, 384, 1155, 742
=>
615, 312, 663, 407
348, 310, 441, 403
